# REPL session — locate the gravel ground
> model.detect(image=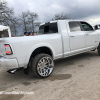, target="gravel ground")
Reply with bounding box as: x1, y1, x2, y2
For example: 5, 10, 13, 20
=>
0, 51, 100, 100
